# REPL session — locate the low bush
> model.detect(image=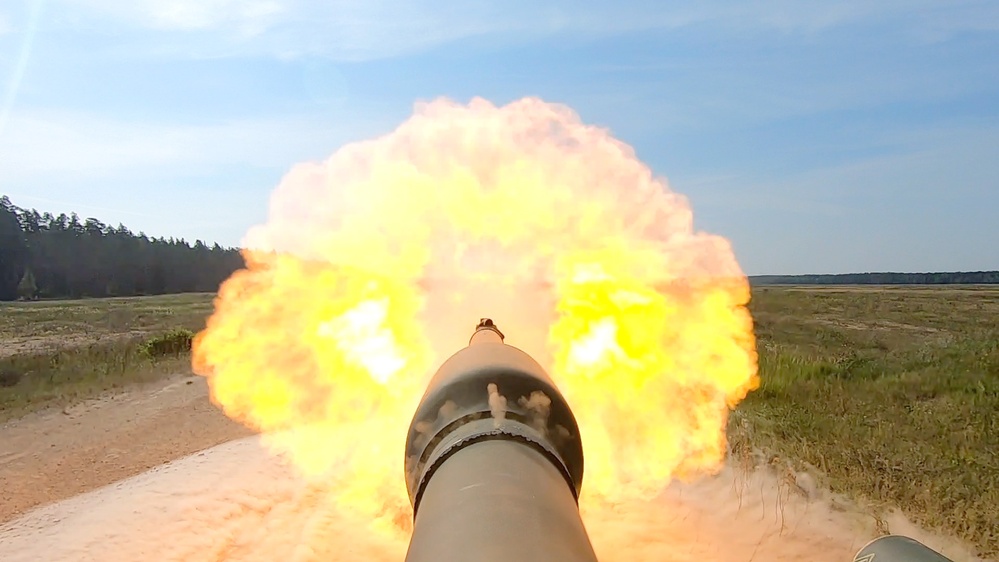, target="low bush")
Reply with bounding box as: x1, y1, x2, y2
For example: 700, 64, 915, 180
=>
139, 329, 194, 358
